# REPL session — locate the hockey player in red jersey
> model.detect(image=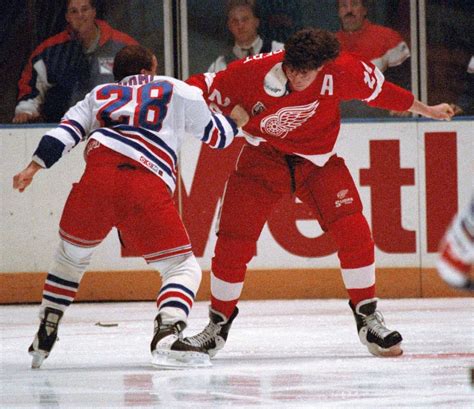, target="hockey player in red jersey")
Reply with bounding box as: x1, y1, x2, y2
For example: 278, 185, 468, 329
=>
13, 45, 248, 369
185, 28, 455, 358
